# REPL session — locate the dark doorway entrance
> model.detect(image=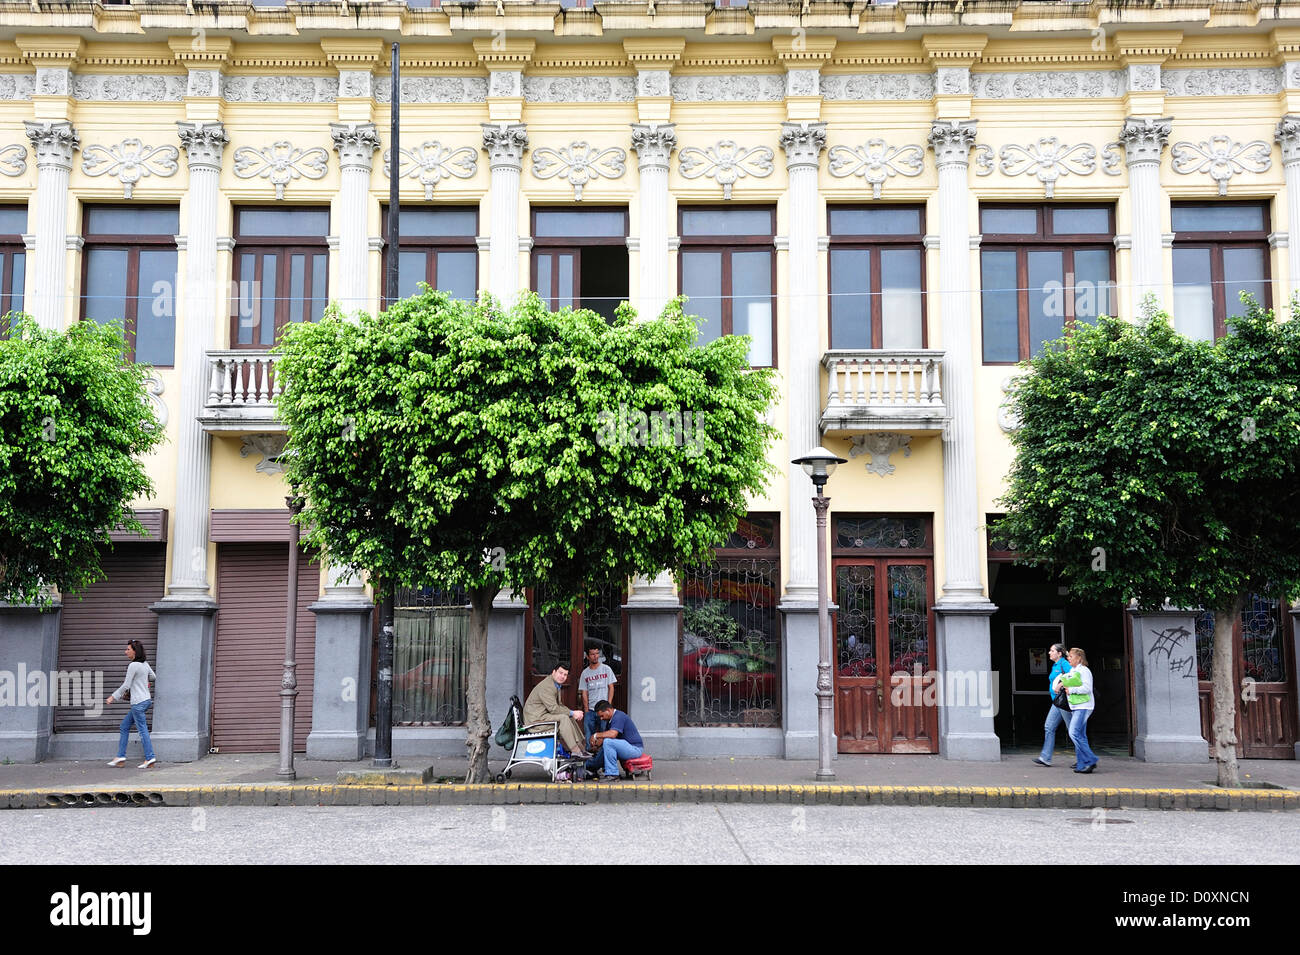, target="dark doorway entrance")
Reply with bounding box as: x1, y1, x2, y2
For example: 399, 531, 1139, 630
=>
531, 207, 629, 323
